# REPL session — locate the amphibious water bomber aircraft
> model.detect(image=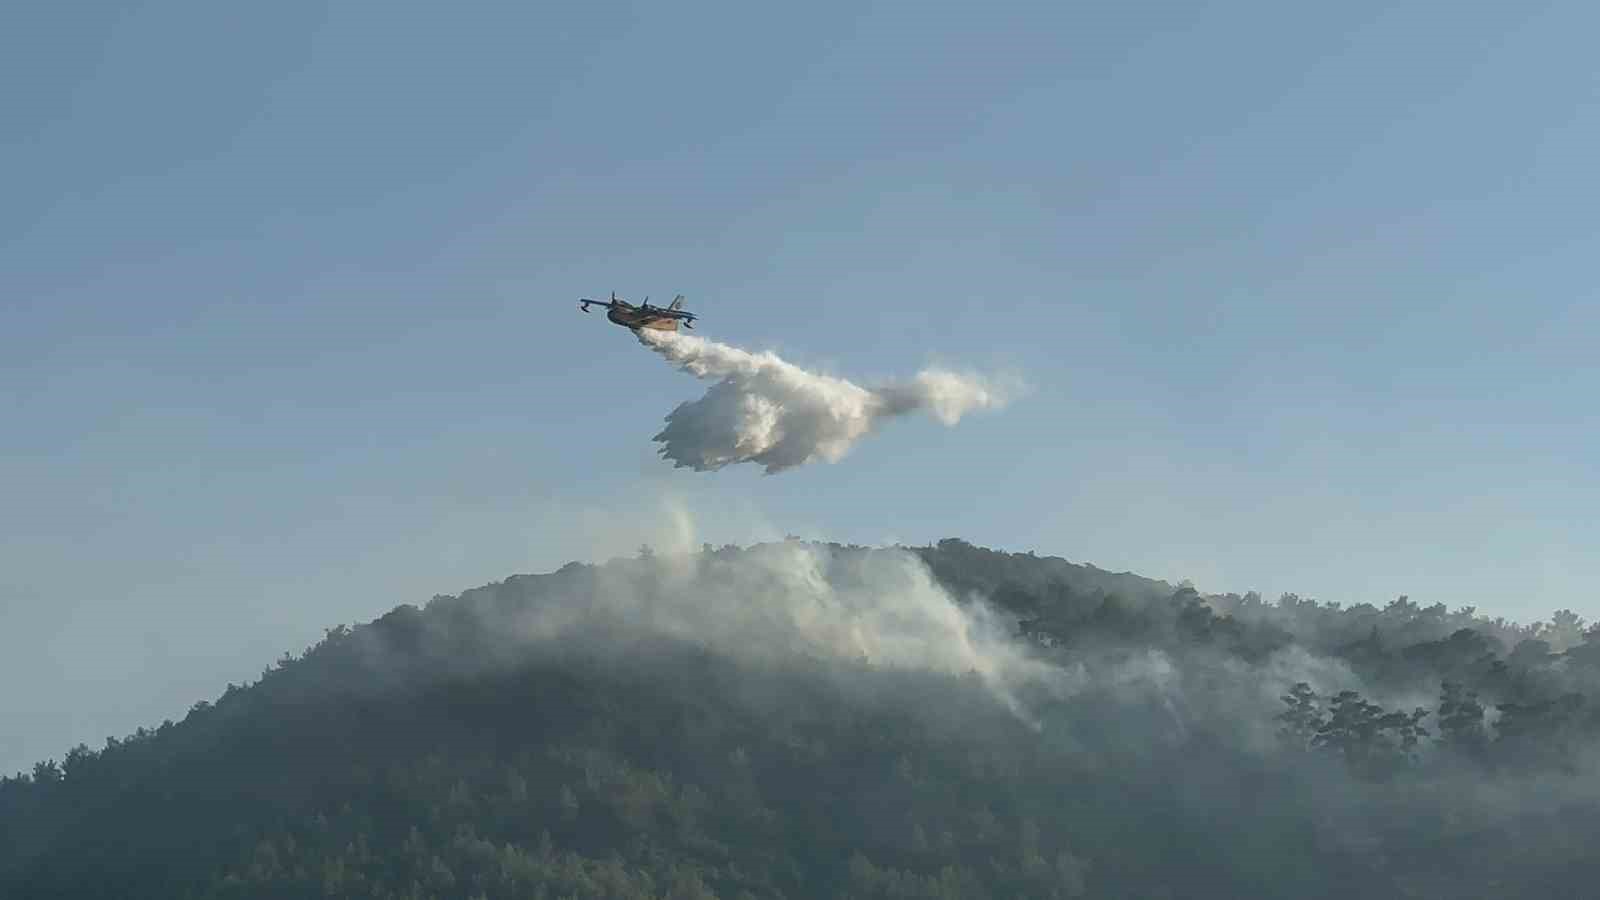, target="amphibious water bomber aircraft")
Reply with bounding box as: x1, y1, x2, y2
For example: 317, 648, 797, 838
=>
579, 293, 697, 332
